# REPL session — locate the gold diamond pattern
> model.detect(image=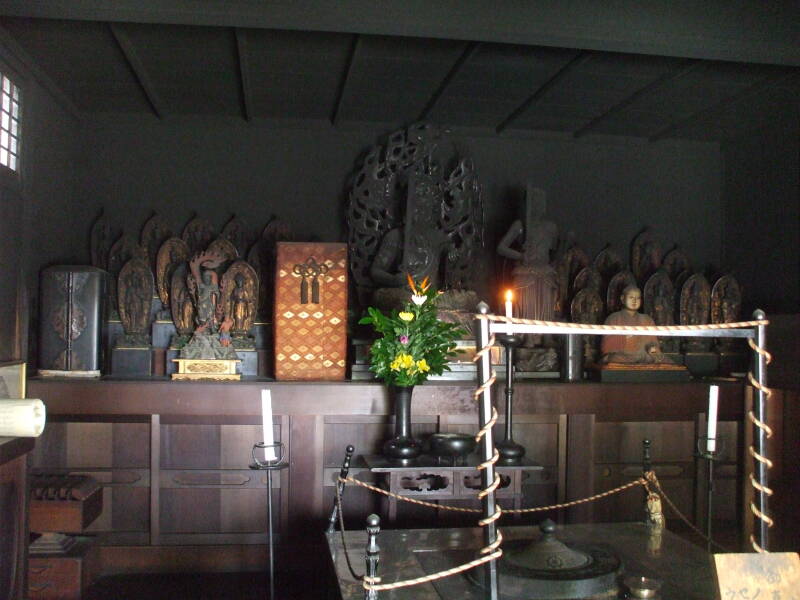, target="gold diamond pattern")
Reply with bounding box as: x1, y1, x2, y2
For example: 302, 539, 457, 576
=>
274, 243, 348, 380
